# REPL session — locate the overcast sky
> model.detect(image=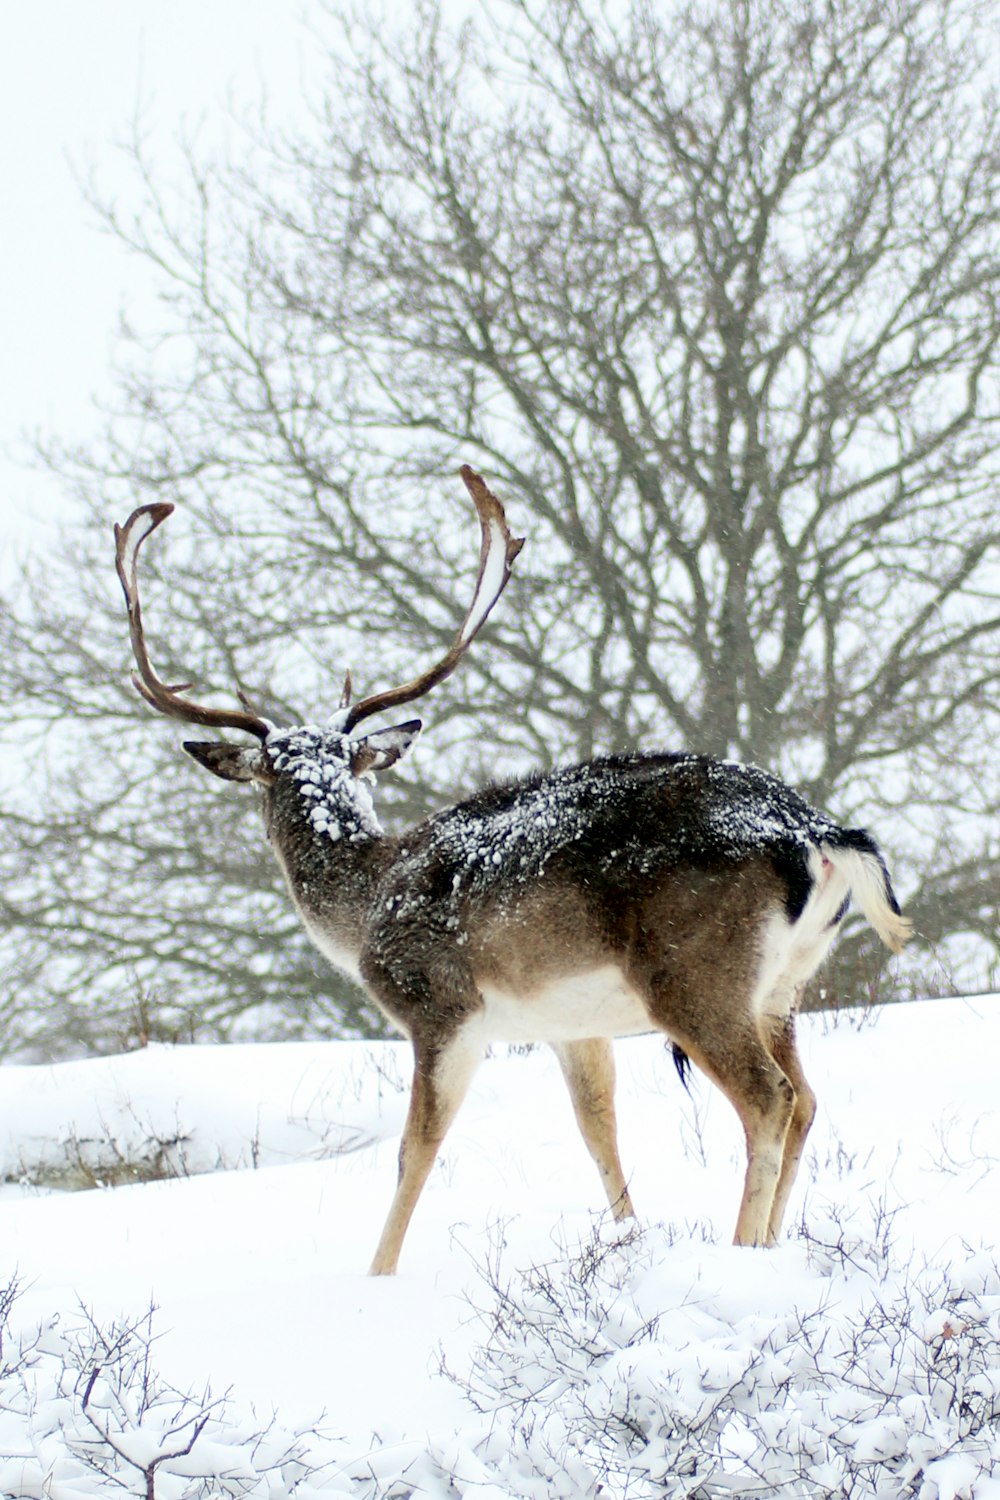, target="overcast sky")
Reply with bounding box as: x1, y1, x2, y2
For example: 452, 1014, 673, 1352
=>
0, 2, 322, 575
